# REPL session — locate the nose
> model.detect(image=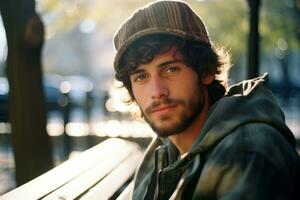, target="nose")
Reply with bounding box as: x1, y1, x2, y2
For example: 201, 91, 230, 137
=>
150, 75, 169, 100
